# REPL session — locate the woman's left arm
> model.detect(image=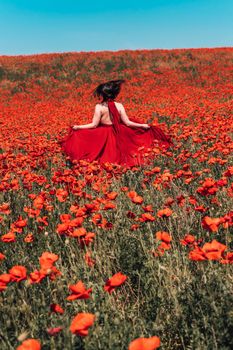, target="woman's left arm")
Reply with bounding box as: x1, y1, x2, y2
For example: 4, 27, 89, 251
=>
73, 105, 102, 130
